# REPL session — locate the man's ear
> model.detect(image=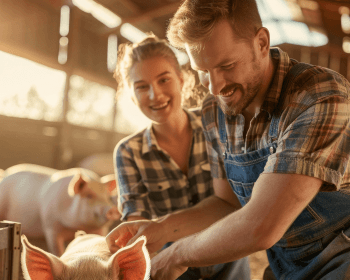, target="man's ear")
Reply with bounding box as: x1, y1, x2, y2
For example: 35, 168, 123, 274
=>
255, 27, 270, 57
